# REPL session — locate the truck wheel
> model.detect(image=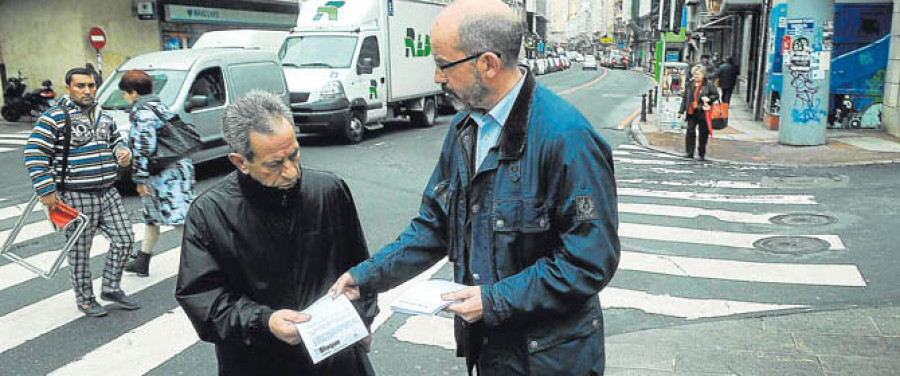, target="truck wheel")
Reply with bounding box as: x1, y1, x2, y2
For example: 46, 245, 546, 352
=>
1, 106, 21, 122
344, 112, 365, 144
412, 98, 437, 128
